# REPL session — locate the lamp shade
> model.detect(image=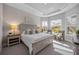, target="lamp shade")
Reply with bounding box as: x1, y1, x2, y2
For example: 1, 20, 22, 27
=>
10, 24, 17, 30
